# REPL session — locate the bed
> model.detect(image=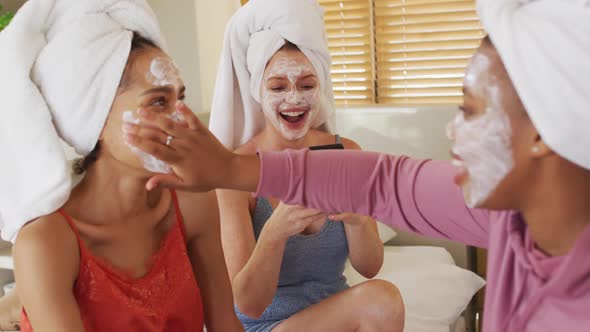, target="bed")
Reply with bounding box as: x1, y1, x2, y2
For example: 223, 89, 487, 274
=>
342, 223, 485, 332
